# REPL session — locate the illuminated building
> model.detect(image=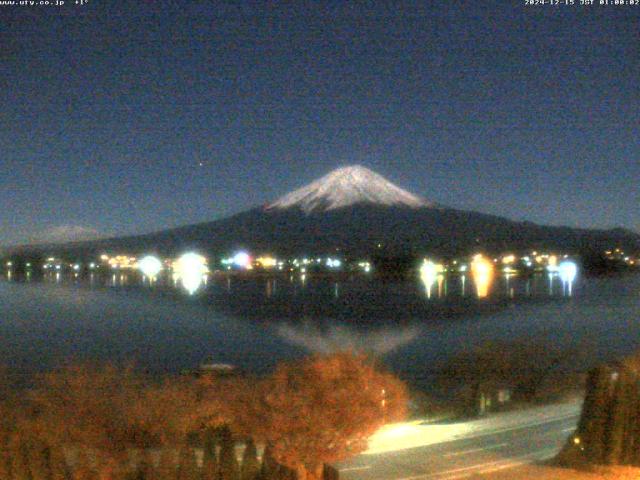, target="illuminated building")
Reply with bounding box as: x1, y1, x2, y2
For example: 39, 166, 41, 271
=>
256, 256, 277, 269
501, 254, 516, 265
105, 255, 138, 270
